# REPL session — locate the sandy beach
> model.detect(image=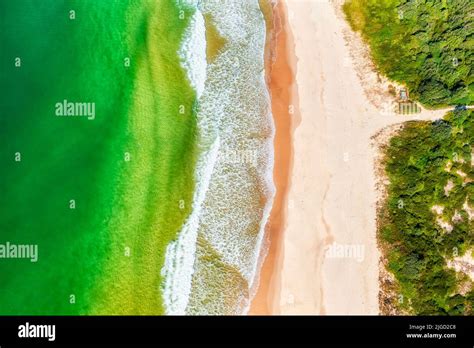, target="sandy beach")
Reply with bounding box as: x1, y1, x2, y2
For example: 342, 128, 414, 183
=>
274, 0, 381, 314
250, 0, 299, 315
251, 0, 449, 315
